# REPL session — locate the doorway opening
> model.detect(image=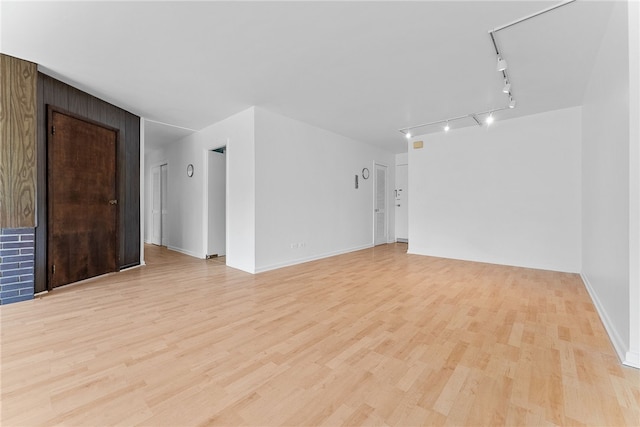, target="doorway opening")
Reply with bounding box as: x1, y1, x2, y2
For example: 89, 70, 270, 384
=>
151, 163, 168, 247
205, 147, 226, 259
374, 162, 388, 246
395, 163, 408, 243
